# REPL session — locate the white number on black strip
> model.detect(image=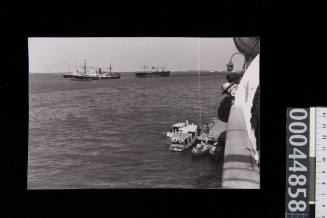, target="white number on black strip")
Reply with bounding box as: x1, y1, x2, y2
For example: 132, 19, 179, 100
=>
286, 108, 309, 217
